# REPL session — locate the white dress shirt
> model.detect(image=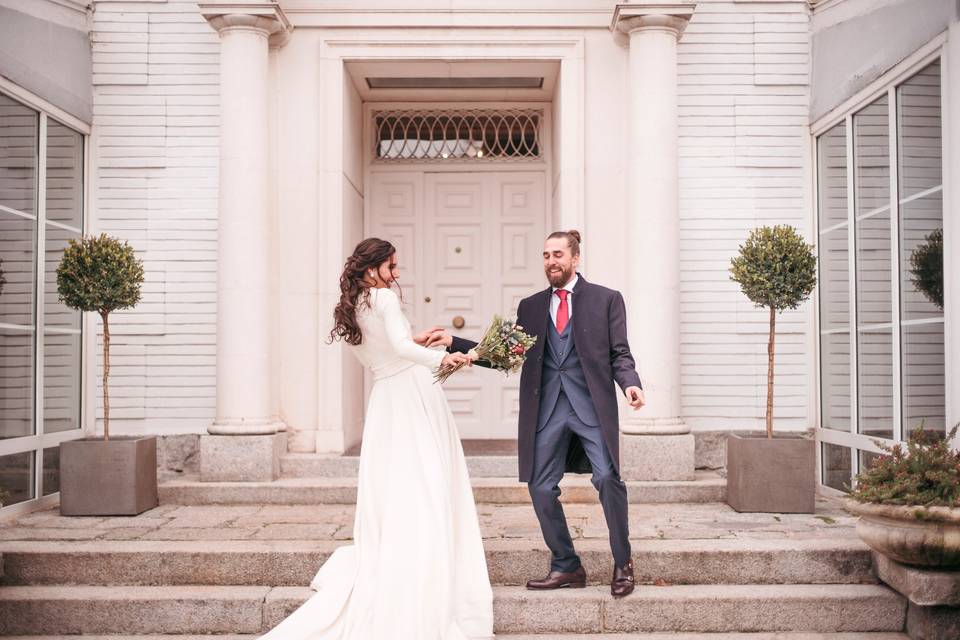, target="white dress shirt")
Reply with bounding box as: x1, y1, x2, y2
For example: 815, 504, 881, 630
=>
549, 273, 578, 328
